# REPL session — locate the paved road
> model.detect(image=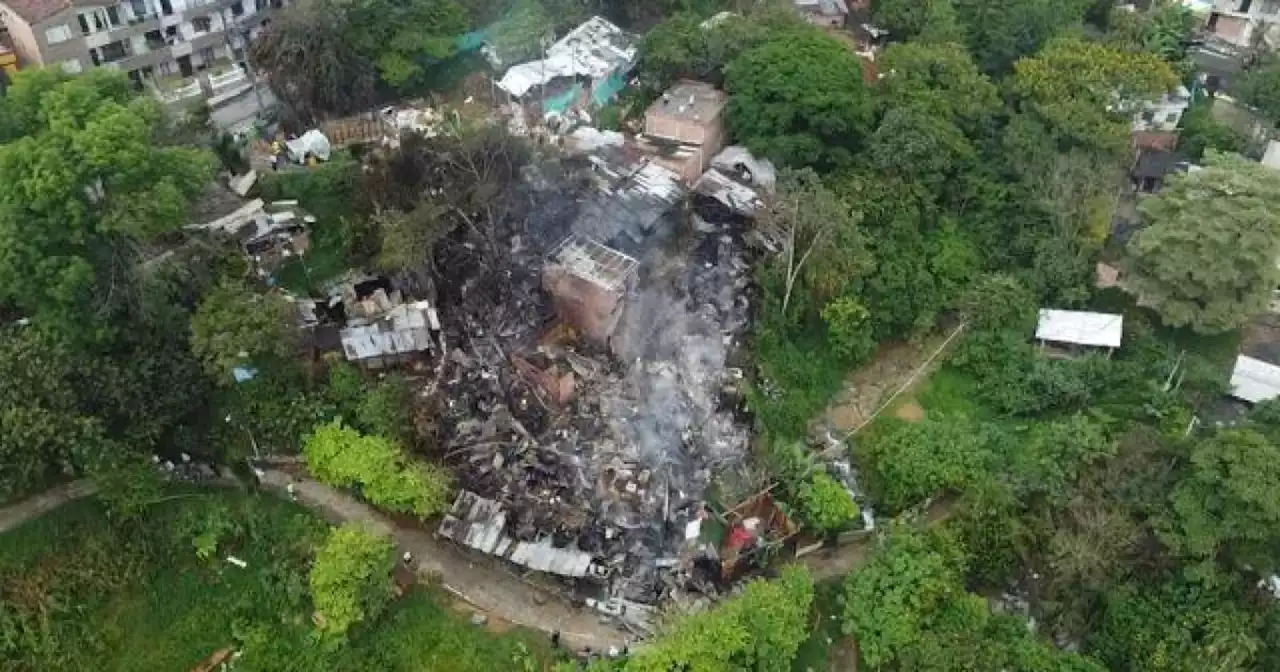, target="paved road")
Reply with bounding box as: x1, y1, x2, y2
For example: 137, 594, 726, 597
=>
257, 469, 629, 651
0, 480, 98, 534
